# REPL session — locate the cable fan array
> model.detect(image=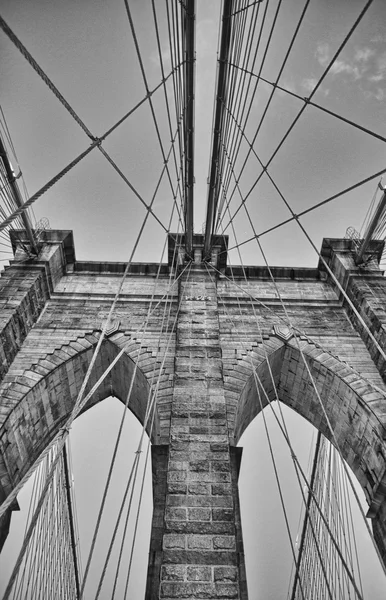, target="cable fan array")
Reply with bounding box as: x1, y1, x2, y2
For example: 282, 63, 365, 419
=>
290, 433, 363, 600
8, 443, 81, 600
0, 113, 38, 263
